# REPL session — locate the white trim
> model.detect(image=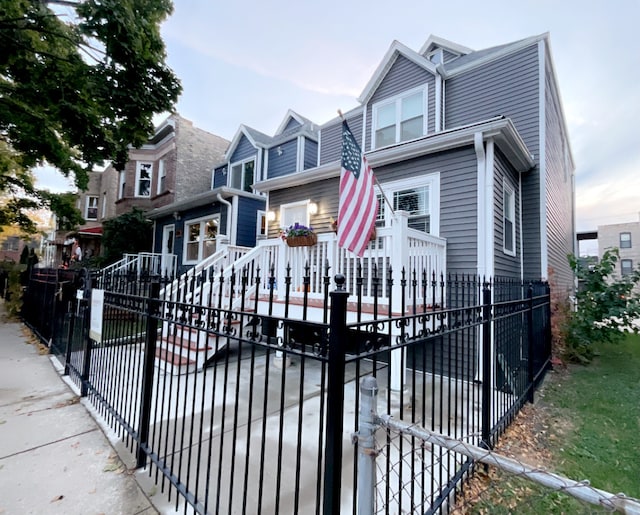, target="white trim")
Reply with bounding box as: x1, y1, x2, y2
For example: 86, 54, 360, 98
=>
85, 195, 99, 221
297, 136, 304, 172
255, 117, 534, 193
230, 196, 238, 245
357, 41, 437, 104
371, 85, 428, 150
502, 180, 516, 257
134, 161, 152, 198
375, 173, 440, 236
182, 214, 221, 265
419, 35, 473, 57
229, 156, 256, 192
538, 40, 548, 279
279, 199, 313, 230
518, 174, 524, 281
485, 139, 495, 278
435, 73, 442, 132
118, 169, 126, 199
256, 209, 267, 239
475, 133, 486, 277
156, 158, 167, 195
